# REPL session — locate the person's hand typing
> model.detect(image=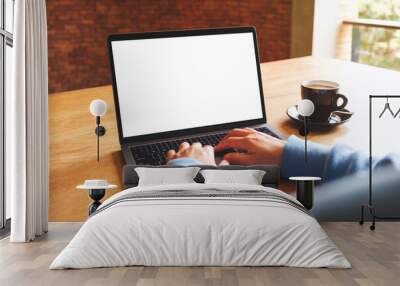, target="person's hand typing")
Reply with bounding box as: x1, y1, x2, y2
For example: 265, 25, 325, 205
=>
214, 128, 285, 165
166, 142, 217, 165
